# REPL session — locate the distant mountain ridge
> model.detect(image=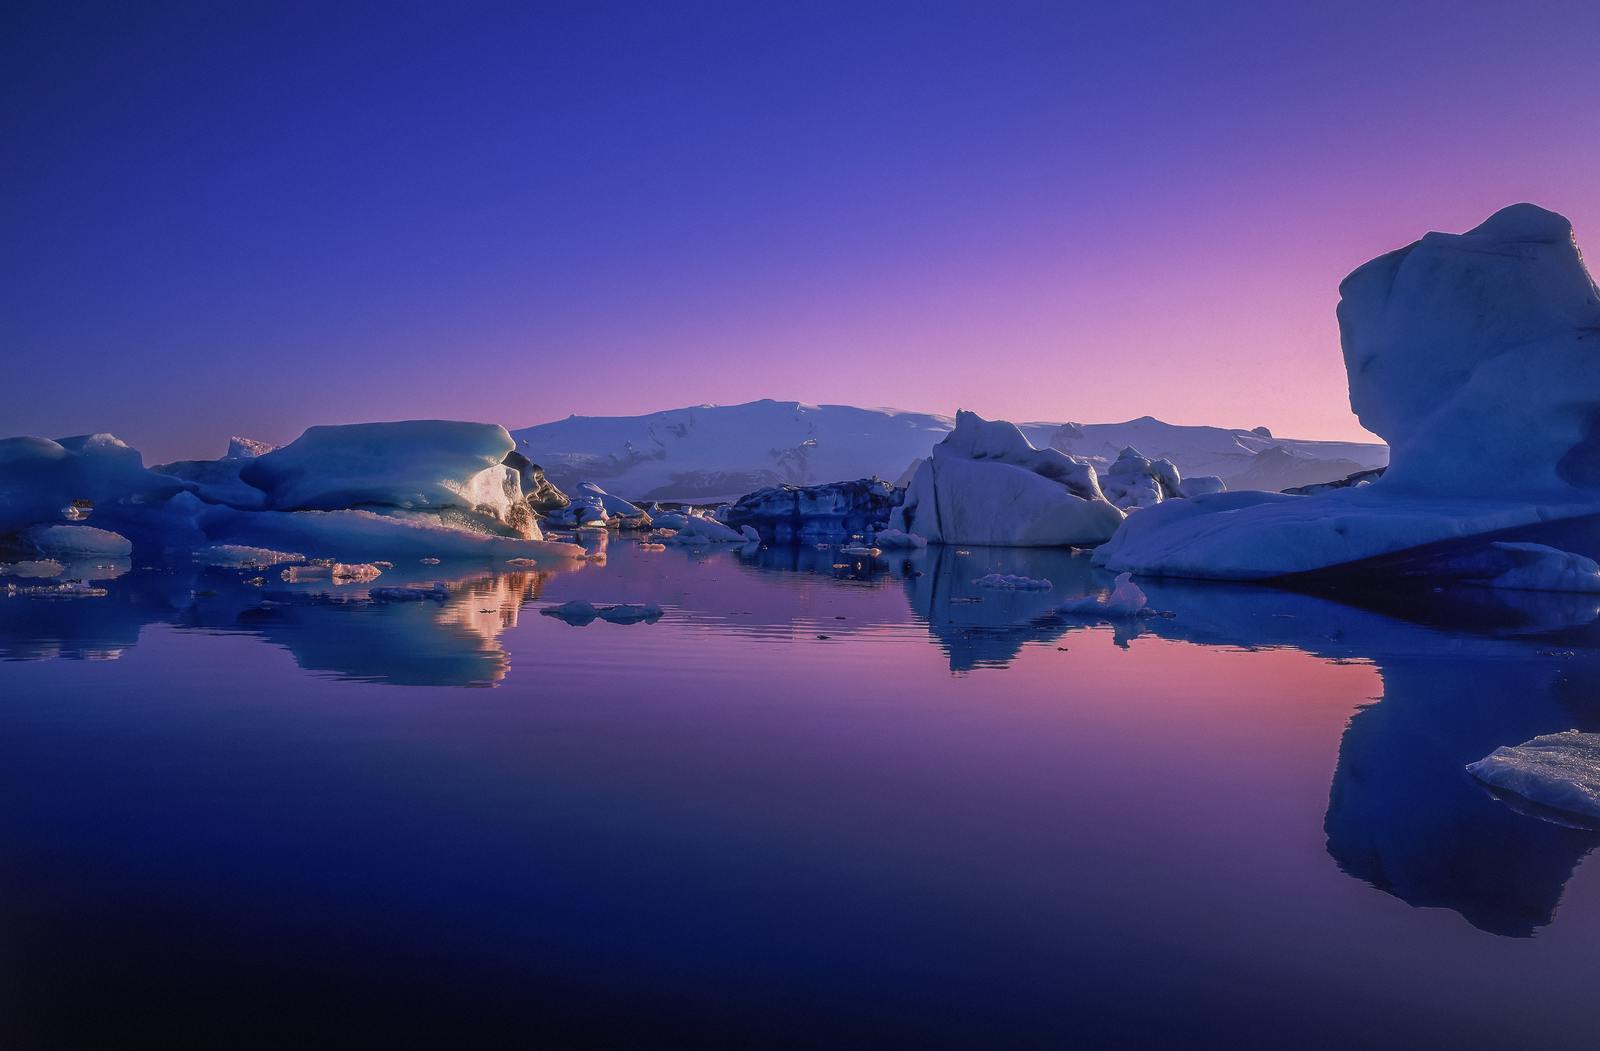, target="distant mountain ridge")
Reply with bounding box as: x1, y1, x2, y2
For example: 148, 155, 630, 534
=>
511, 399, 1387, 503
